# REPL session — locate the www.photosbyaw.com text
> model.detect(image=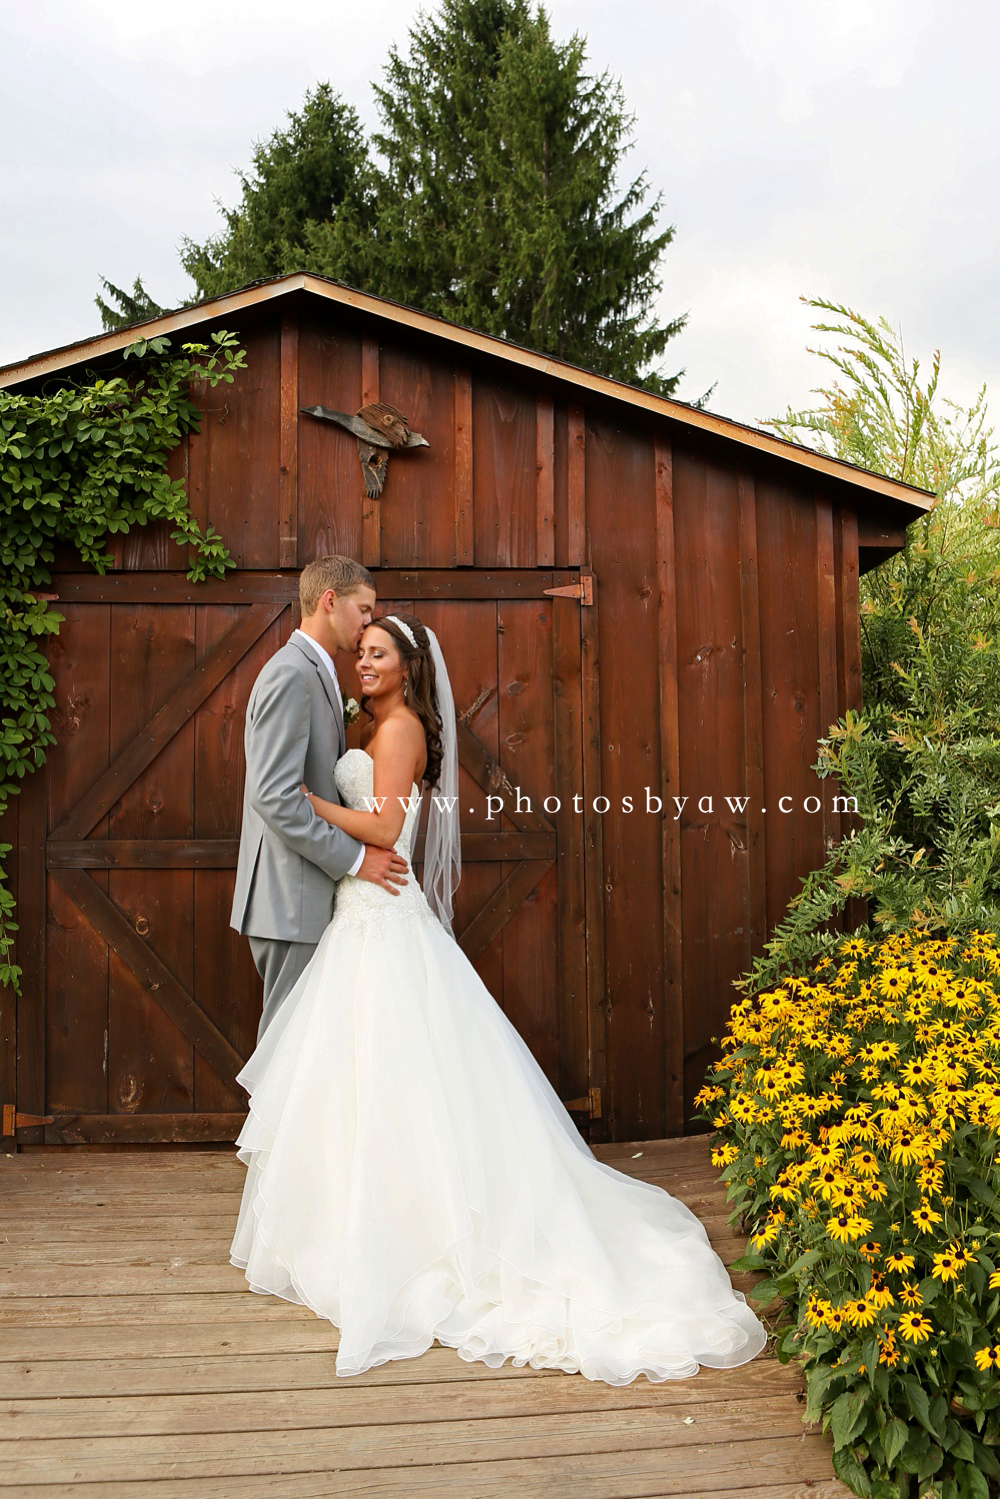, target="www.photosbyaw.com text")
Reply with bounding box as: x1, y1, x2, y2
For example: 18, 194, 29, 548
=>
362, 789, 859, 819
